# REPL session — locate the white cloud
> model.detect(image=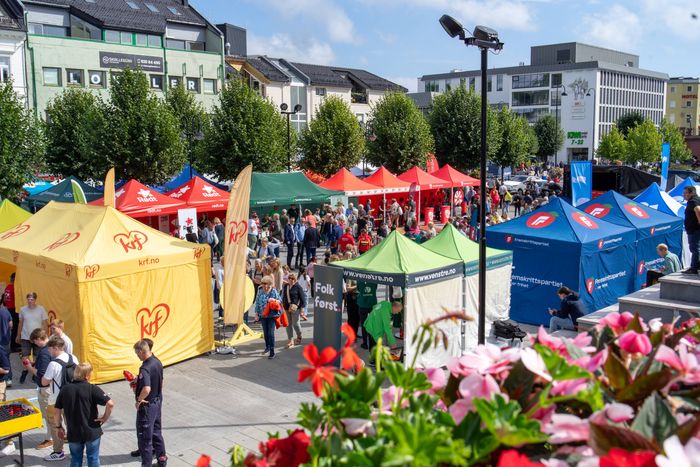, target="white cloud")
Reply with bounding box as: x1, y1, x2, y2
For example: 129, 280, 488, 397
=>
387, 77, 419, 93
248, 33, 335, 65
641, 0, 700, 40
256, 0, 356, 43
581, 4, 641, 51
